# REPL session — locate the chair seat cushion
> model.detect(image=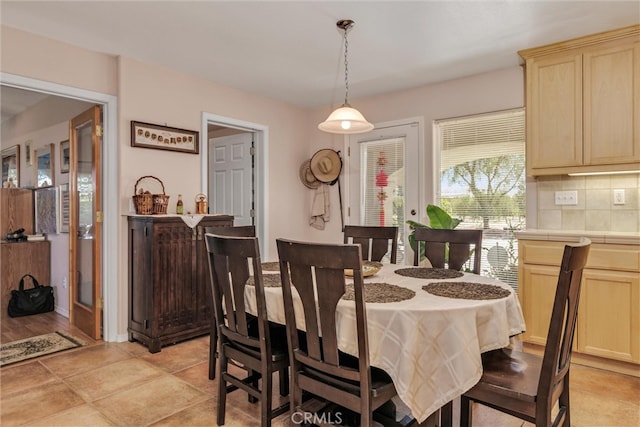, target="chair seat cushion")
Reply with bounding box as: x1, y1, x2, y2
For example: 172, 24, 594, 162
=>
467, 348, 542, 402
301, 351, 395, 397
230, 318, 289, 362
